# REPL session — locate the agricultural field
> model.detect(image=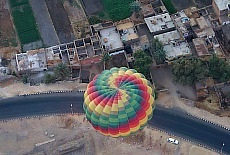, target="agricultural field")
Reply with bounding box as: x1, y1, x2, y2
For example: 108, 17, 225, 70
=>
45, 0, 75, 43
9, 0, 41, 45
101, 0, 134, 21
161, 0, 177, 14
